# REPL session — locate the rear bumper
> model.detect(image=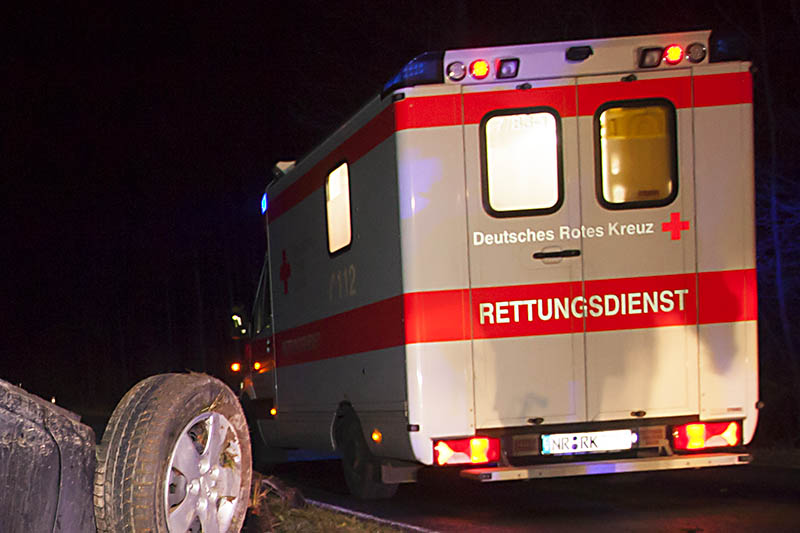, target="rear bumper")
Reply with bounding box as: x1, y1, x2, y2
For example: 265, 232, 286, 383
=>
461, 452, 751, 482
